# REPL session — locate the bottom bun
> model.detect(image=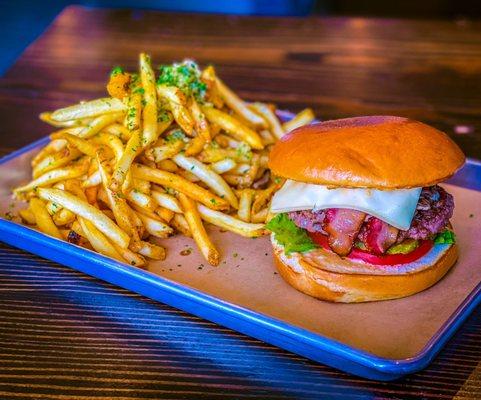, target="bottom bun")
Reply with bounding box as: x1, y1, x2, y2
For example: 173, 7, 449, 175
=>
272, 237, 458, 303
